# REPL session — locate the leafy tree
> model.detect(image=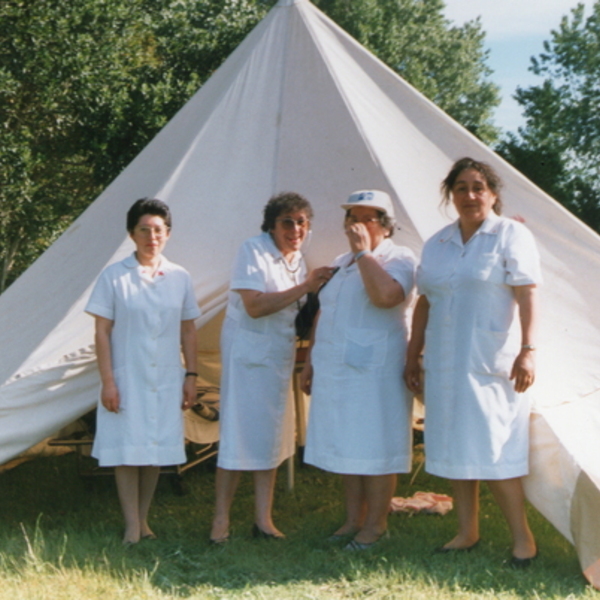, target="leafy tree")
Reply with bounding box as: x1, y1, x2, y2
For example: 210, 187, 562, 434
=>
497, 1, 600, 232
